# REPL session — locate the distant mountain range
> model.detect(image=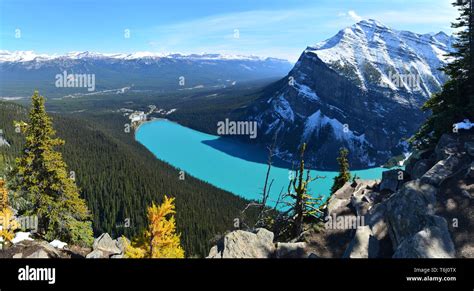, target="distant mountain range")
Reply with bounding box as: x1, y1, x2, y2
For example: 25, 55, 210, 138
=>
0, 51, 292, 97
244, 19, 454, 170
